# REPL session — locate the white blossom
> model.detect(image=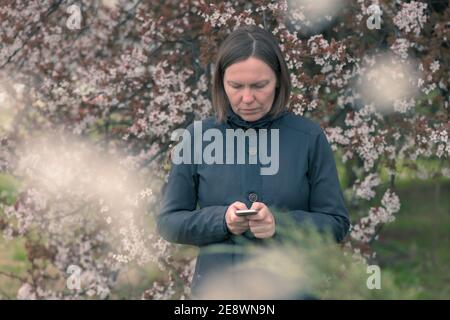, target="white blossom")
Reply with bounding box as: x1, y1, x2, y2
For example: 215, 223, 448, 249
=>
393, 1, 427, 36
354, 173, 381, 200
